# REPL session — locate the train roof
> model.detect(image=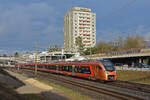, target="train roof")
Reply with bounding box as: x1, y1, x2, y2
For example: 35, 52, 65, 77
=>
17, 59, 110, 66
